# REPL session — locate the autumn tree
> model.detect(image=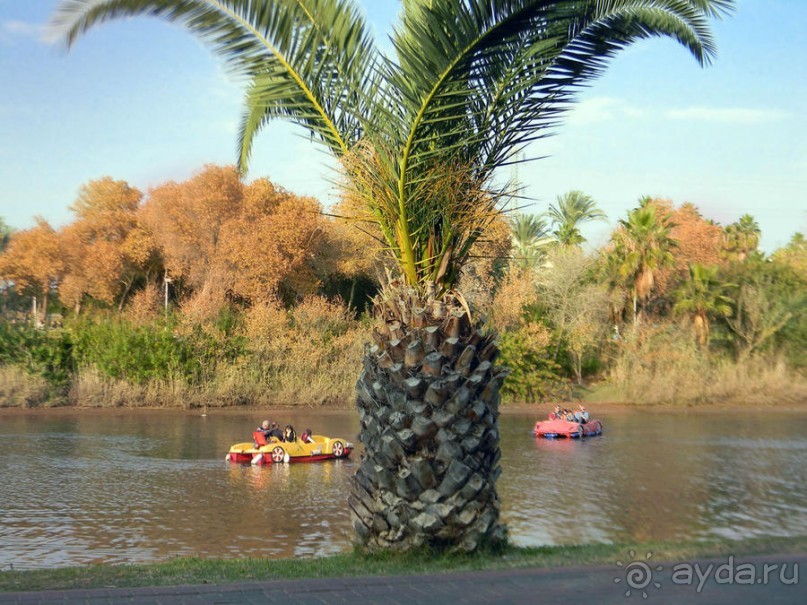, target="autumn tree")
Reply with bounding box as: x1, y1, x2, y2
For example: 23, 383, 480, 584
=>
59, 177, 159, 313
0, 218, 65, 325
654, 200, 725, 299
142, 165, 337, 309
218, 193, 329, 305
141, 164, 243, 291
458, 213, 512, 312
